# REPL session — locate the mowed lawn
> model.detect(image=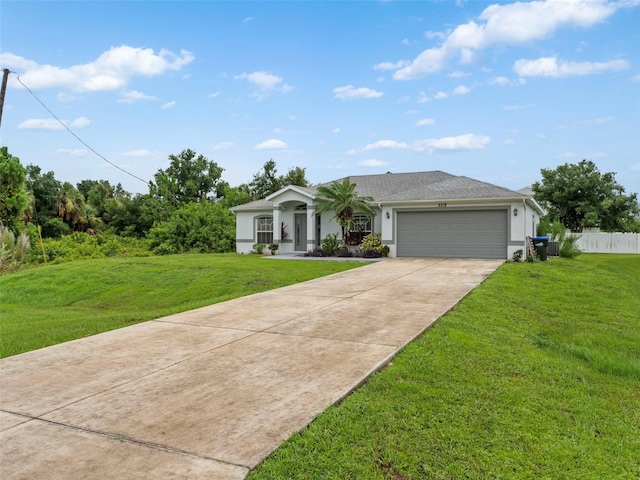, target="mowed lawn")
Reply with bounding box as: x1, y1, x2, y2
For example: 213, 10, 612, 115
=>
0, 254, 365, 358
248, 254, 640, 480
